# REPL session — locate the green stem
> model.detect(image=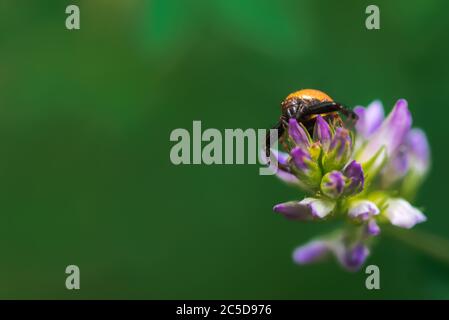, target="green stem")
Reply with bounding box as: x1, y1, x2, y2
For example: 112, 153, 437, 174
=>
384, 226, 449, 266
